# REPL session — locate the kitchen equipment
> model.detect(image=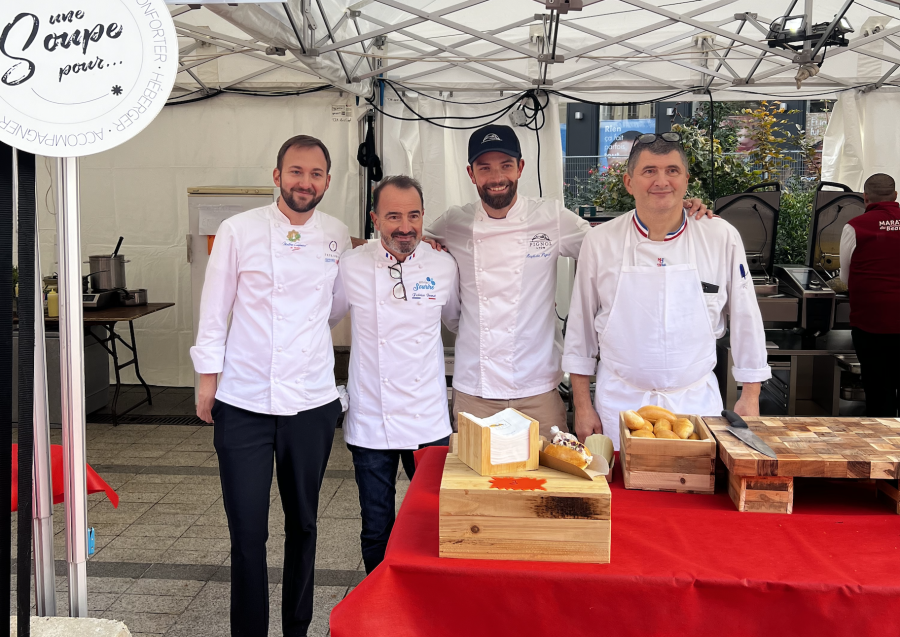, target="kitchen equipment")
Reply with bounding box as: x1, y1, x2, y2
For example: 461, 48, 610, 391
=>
705, 415, 900, 514
82, 290, 118, 310
714, 182, 781, 296
721, 410, 777, 459
774, 265, 835, 338
87, 255, 127, 292
117, 289, 148, 307
807, 182, 866, 330
111, 236, 124, 258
